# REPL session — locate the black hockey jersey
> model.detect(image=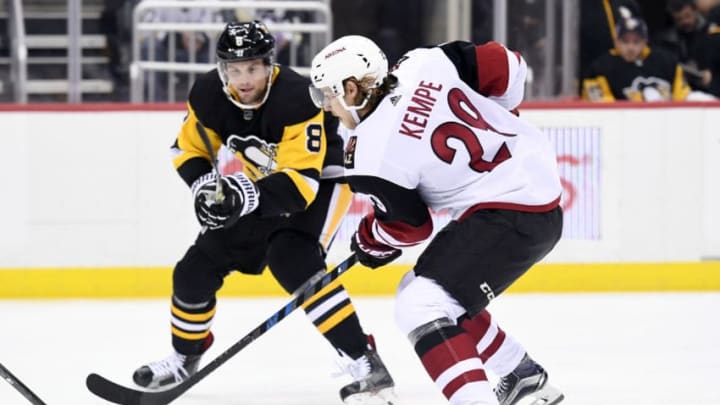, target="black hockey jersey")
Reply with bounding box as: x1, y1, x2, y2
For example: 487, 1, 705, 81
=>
171, 65, 343, 217
582, 46, 690, 101
705, 25, 720, 97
